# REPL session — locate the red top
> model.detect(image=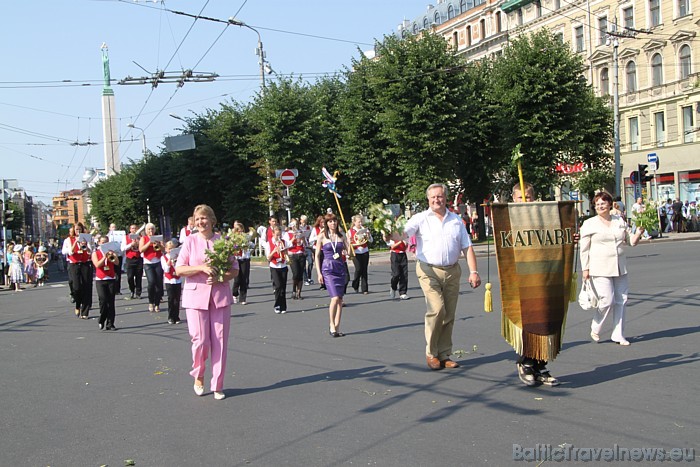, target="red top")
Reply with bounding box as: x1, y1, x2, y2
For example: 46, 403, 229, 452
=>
268, 239, 286, 265
287, 232, 305, 254
125, 236, 141, 260
67, 237, 90, 263
390, 240, 407, 254
142, 235, 162, 261
94, 250, 115, 280
163, 253, 180, 281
